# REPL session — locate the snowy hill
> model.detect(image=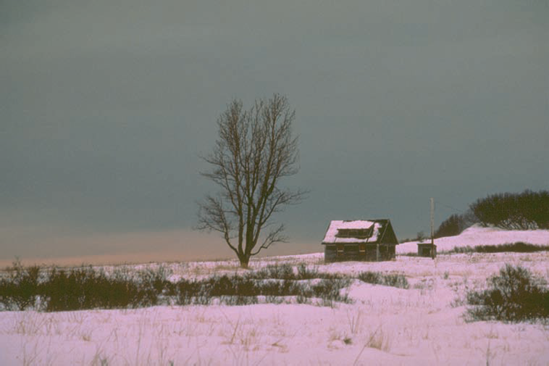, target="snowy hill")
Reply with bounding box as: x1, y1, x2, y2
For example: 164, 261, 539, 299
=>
397, 224, 549, 254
